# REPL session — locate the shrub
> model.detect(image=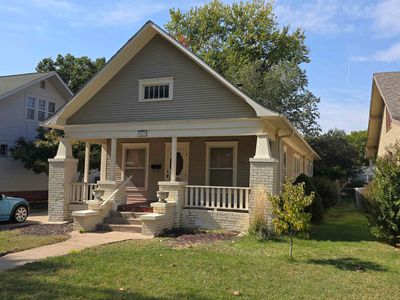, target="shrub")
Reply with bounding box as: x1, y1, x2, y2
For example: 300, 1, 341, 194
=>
249, 186, 274, 240
364, 143, 400, 245
294, 173, 324, 224
312, 176, 339, 208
